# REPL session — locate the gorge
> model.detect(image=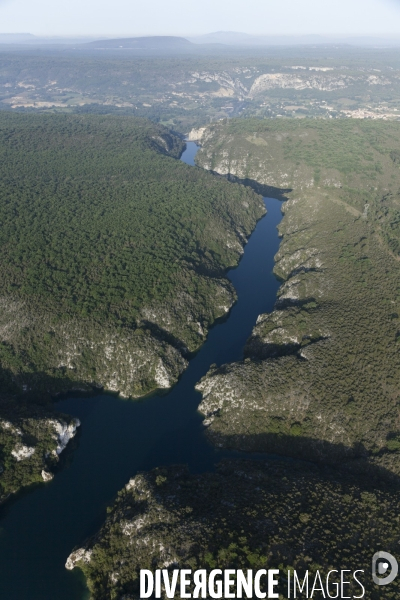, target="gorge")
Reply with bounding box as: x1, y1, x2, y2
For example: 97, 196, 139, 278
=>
0, 141, 285, 599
